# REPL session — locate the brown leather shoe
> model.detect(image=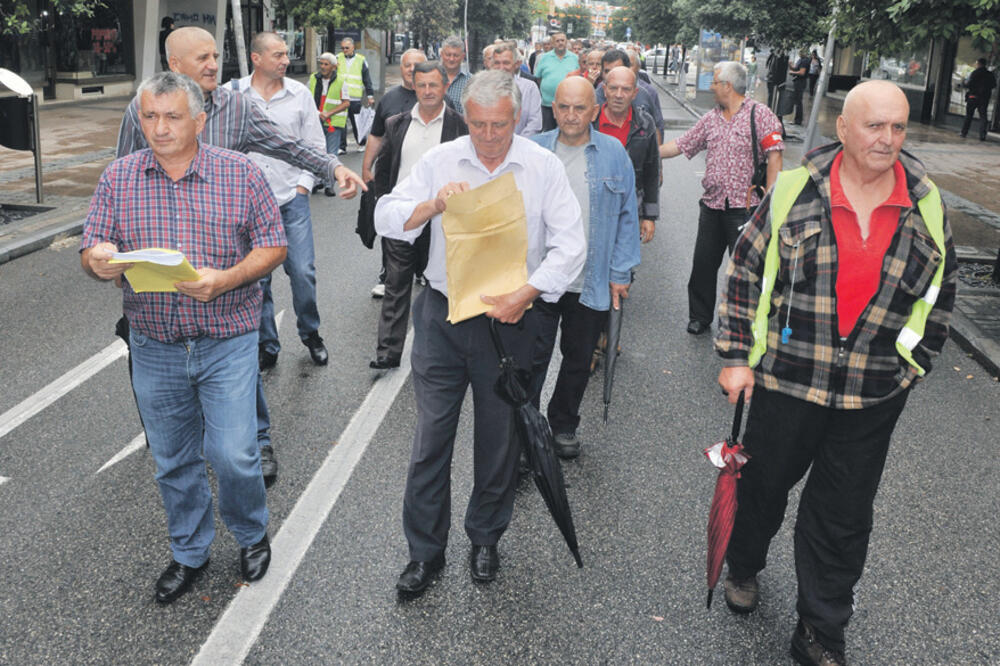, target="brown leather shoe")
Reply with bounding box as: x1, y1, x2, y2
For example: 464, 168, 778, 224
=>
723, 573, 759, 613
790, 619, 847, 665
